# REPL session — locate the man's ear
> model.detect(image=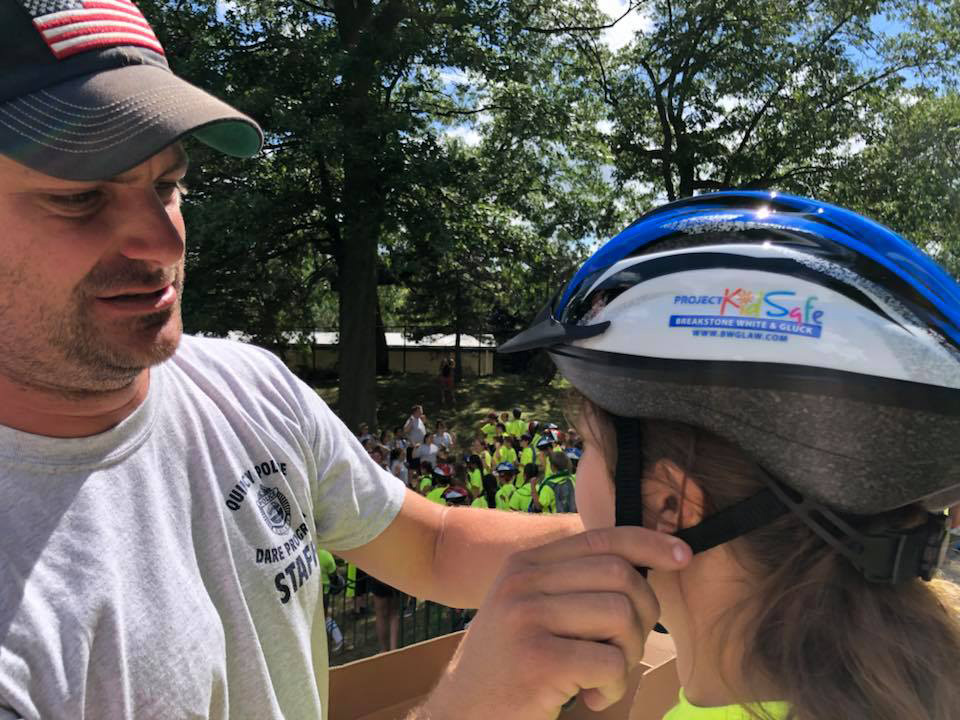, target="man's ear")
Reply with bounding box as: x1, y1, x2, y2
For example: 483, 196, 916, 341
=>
645, 459, 706, 533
